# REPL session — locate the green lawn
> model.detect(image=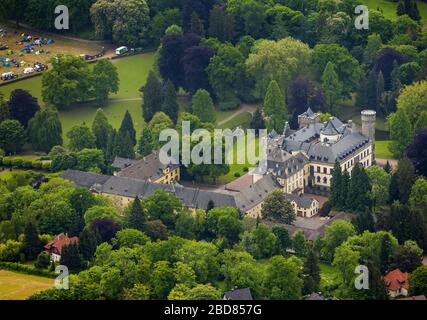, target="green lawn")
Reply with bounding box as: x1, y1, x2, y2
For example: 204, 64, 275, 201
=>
0, 270, 53, 300
375, 140, 394, 159
363, 0, 427, 21
218, 112, 253, 130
